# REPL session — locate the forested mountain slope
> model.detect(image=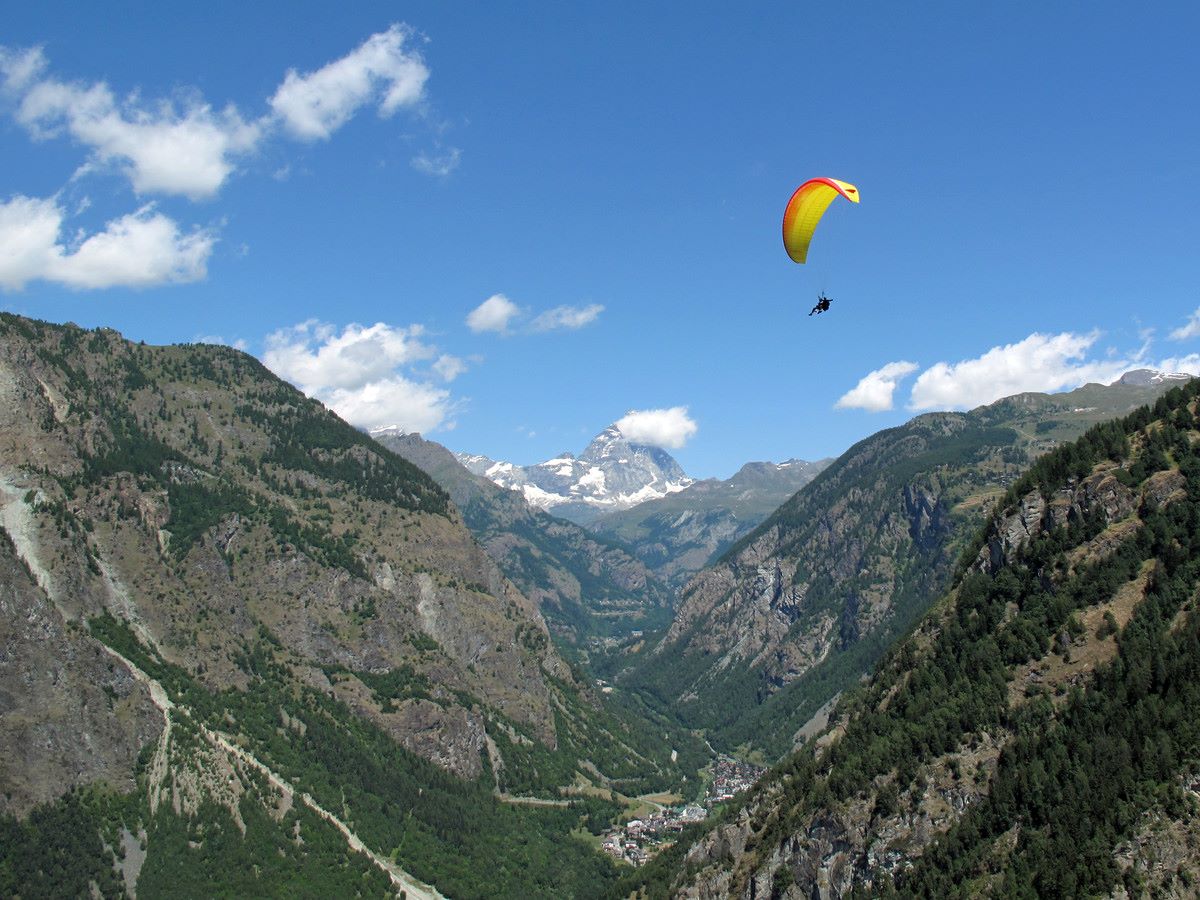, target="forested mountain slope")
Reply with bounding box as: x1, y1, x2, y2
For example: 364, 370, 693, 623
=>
624, 378, 1187, 759
0, 314, 702, 898
628, 380, 1200, 899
